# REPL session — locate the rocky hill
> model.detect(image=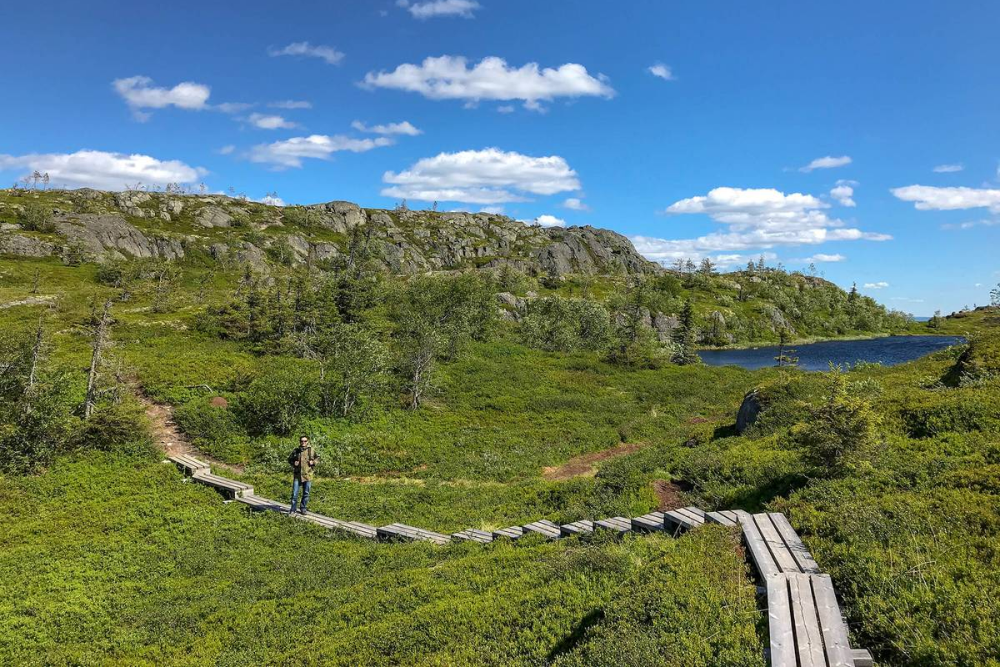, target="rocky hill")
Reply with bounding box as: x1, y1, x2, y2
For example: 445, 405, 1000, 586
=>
0, 189, 658, 276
